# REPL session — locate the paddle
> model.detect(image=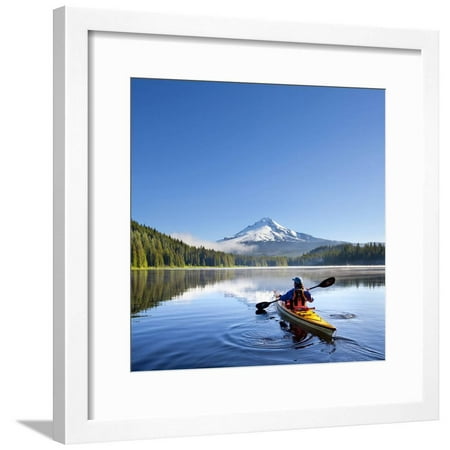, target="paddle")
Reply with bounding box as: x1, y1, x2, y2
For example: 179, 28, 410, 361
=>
255, 277, 335, 310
